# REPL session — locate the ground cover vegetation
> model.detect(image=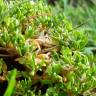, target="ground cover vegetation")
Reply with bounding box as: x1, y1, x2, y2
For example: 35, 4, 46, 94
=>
0, 0, 96, 96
